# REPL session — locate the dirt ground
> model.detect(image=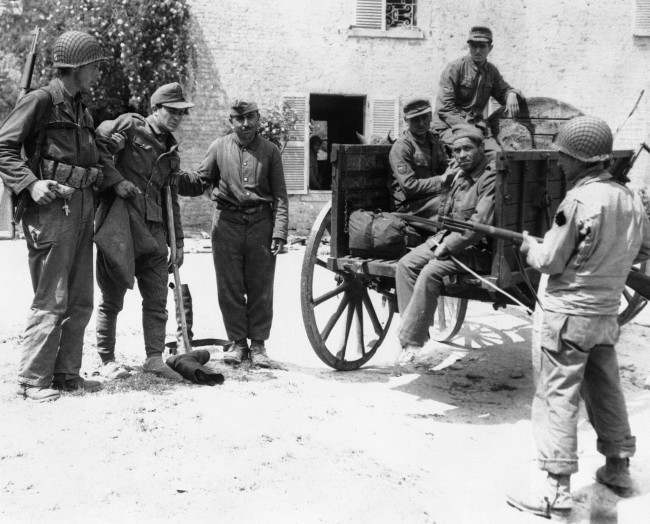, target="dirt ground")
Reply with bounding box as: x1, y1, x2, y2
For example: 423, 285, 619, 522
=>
1, 239, 649, 524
